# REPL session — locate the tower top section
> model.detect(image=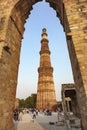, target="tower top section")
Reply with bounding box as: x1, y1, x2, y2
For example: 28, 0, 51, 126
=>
41, 28, 48, 41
